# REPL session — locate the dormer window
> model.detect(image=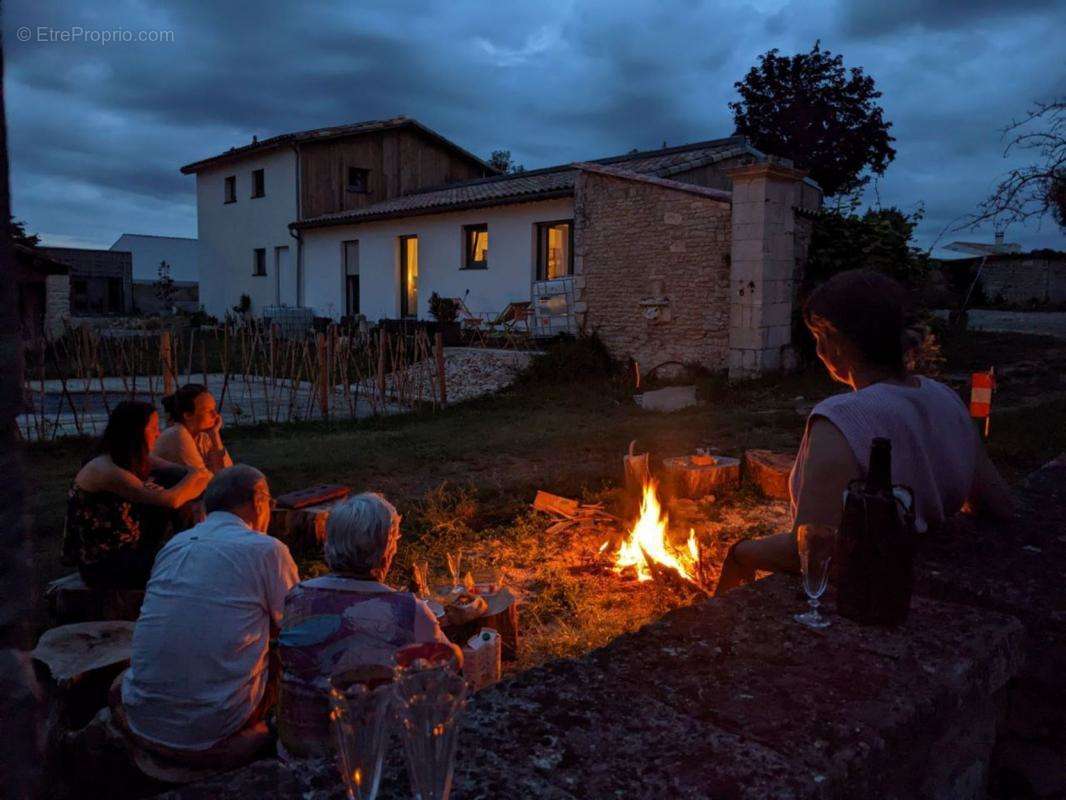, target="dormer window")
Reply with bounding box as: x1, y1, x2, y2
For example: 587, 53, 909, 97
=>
251, 169, 265, 198
347, 167, 370, 194
224, 175, 236, 204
